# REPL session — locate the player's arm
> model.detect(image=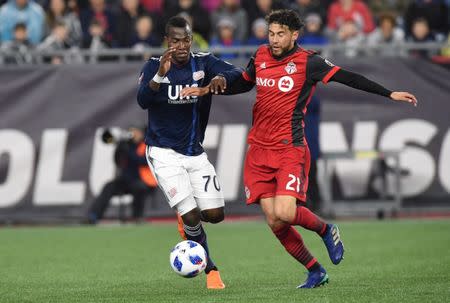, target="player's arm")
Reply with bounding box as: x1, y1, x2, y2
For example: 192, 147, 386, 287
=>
215, 55, 256, 95
306, 54, 417, 106
149, 47, 175, 91
136, 48, 175, 109
330, 69, 417, 105
181, 55, 256, 97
